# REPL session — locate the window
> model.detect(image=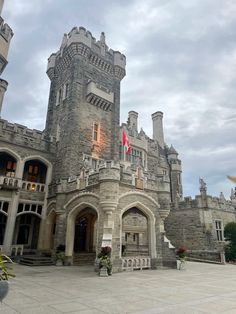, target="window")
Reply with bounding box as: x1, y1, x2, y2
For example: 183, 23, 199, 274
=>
93, 123, 99, 141
215, 220, 223, 241
56, 88, 62, 106
2, 202, 9, 213
6, 160, 16, 177
28, 165, 38, 175
64, 83, 69, 99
